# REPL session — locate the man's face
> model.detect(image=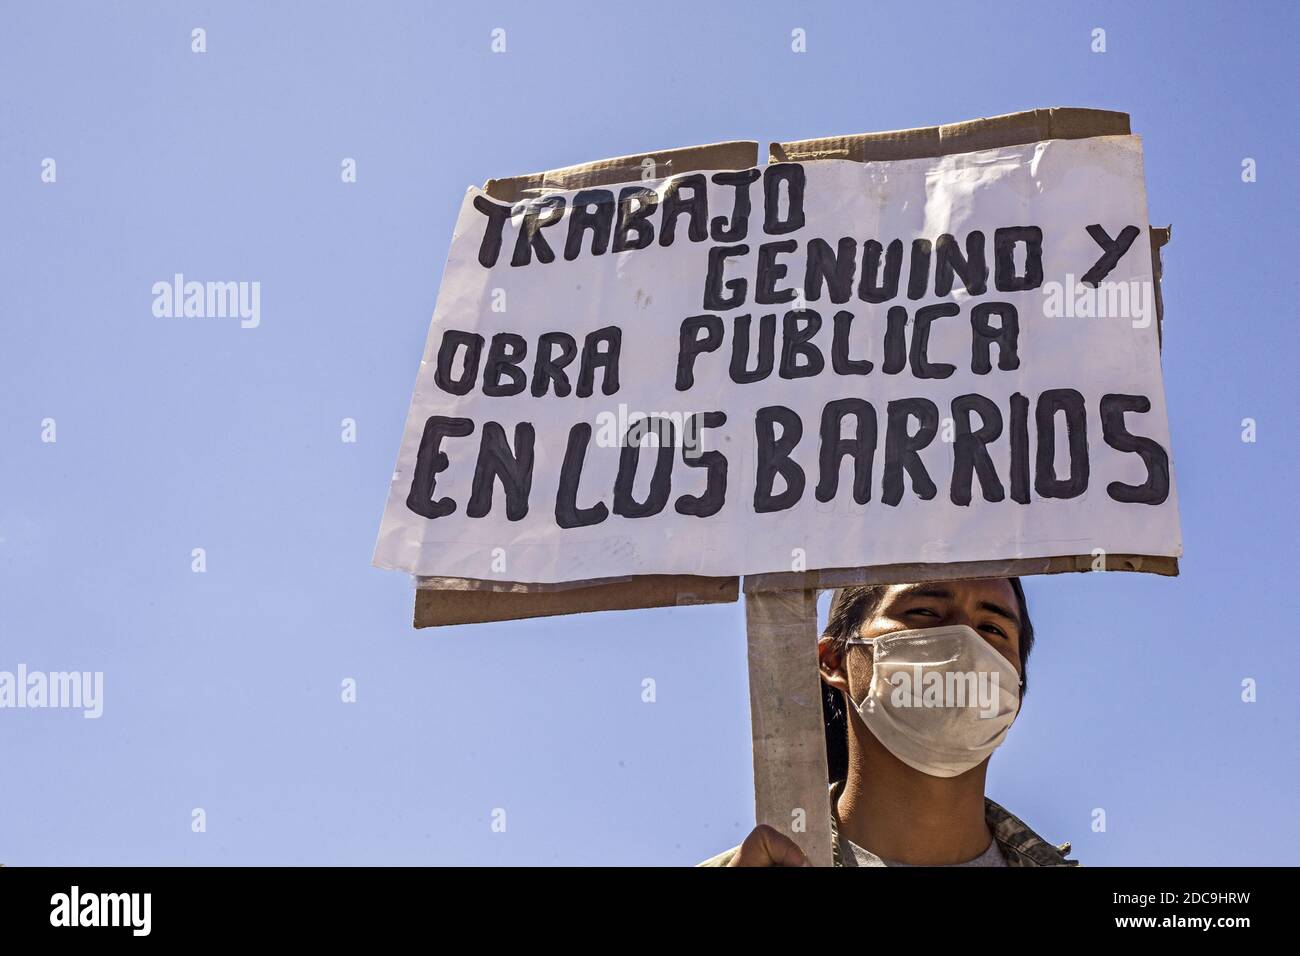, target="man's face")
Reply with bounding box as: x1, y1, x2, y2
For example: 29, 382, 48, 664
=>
855, 579, 1023, 674
819, 577, 1026, 709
